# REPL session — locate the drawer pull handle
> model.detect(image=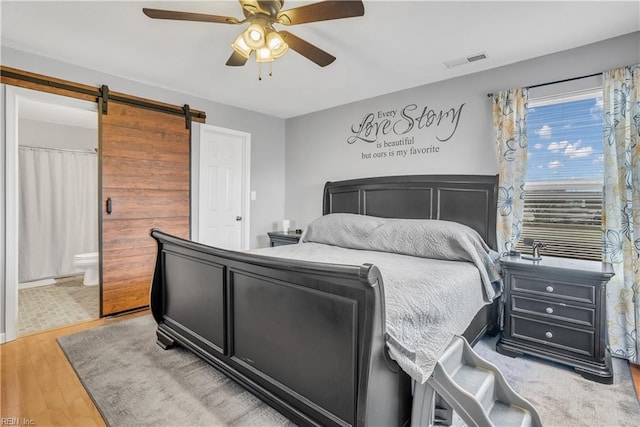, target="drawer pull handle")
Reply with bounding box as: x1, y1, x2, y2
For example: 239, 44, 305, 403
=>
546, 285, 554, 293
546, 307, 554, 314
545, 331, 553, 339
